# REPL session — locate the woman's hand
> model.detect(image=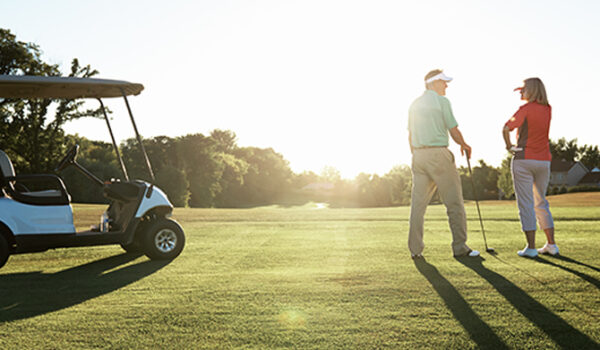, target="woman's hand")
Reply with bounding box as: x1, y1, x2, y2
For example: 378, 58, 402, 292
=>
507, 145, 523, 154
